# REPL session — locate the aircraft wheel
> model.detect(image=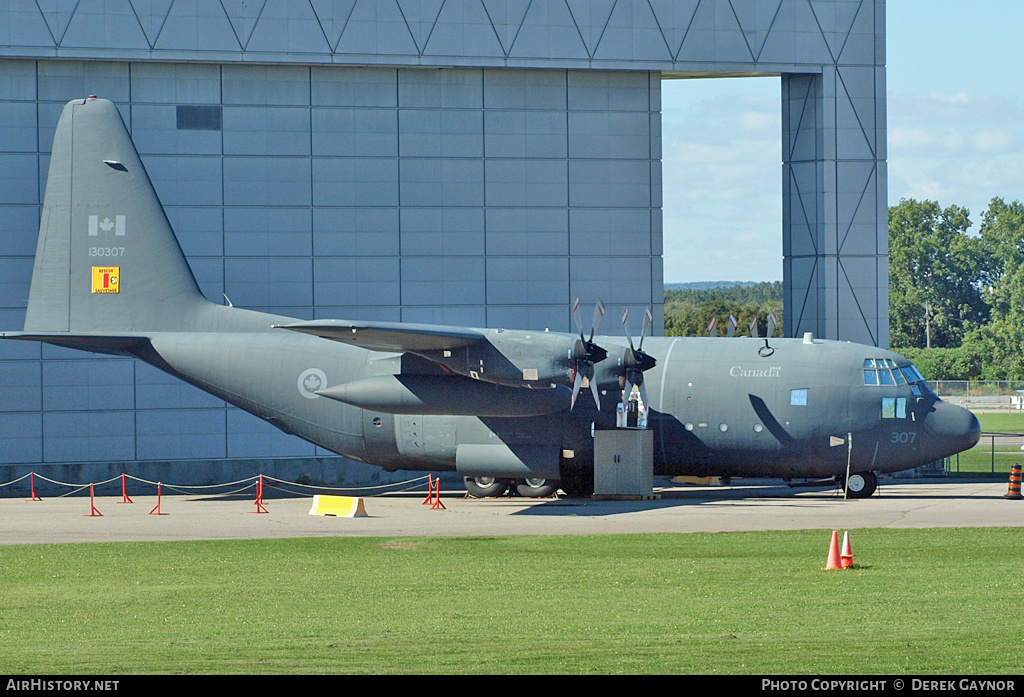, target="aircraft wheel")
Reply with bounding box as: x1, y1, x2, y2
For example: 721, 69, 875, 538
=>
464, 476, 510, 498
842, 471, 877, 498
516, 478, 558, 498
